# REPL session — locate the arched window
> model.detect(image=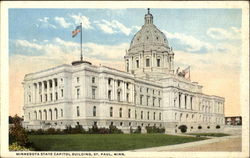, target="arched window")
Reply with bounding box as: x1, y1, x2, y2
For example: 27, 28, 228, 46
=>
44, 110, 47, 120
146, 58, 150, 67
93, 106, 96, 117
39, 110, 42, 120
119, 108, 122, 118
157, 58, 160, 67
34, 111, 37, 120
49, 109, 52, 120
77, 106, 80, 117
110, 107, 113, 117
128, 109, 131, 118
126, 60, 129, 72
61, 109, 63, 117
55, 108, 58, 120
136, 59, 139, 68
